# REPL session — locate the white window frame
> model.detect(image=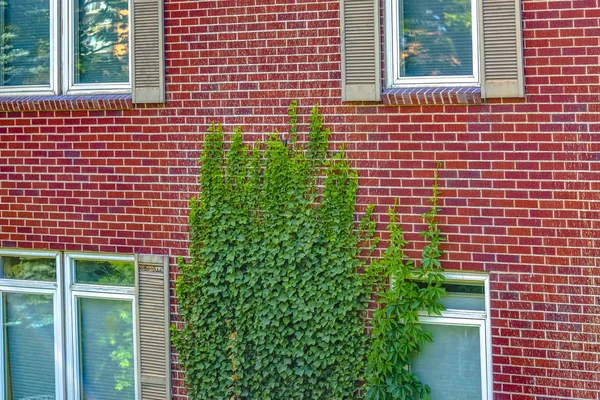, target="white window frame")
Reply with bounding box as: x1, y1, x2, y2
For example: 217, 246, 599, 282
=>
0, 249, 65, 399
385, 0, 480, 88
415, 271, 492, 400
64, 251, 139, 400
0, 0, 132, 97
